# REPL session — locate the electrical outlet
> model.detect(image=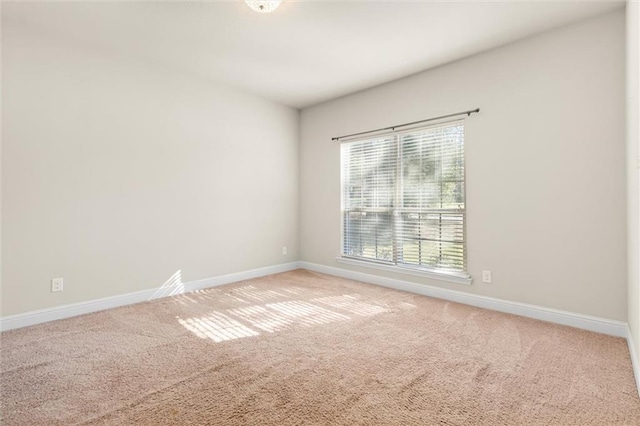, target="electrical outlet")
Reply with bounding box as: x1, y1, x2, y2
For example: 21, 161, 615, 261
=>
282, 246, 288, 256
482, 270, 492, 283
51, 277, 64, 292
